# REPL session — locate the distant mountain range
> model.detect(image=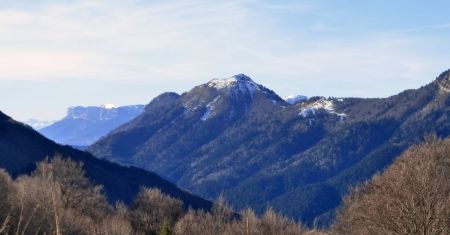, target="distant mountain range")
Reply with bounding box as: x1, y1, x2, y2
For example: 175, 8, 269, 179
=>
39, 104, 145, 146
0, 110, 211, 210
88, 71, 450, 226
25, 119, 55, 130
